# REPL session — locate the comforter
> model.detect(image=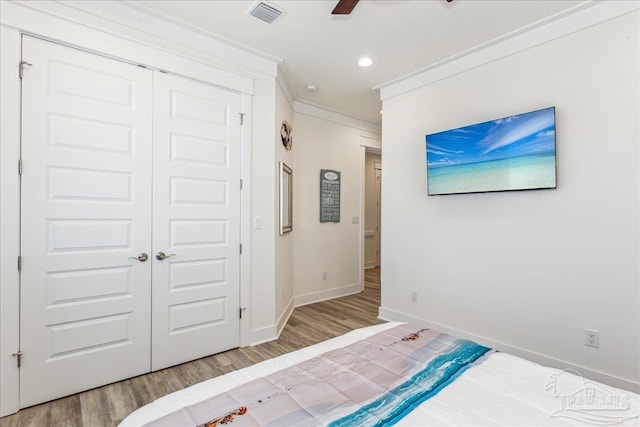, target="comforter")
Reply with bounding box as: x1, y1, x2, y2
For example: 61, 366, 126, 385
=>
121, 322, 639, 426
